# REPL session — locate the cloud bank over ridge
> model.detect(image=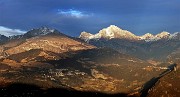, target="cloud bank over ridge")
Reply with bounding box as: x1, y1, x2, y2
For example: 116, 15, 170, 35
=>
0, 26, 26, 36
